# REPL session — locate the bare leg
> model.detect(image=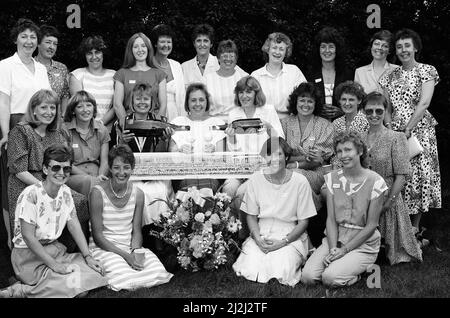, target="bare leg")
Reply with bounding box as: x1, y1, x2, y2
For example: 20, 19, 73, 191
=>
3, 208, 11, 250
